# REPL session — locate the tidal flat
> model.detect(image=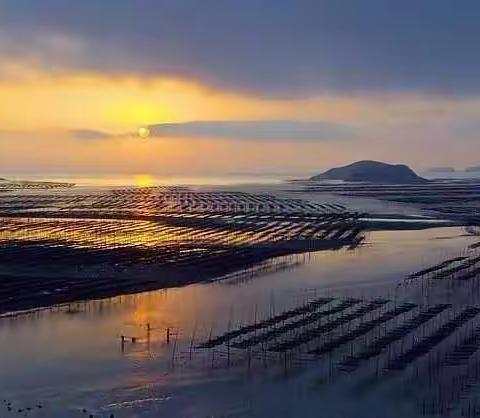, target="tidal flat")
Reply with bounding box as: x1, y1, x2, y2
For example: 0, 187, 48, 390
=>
1, 179, 480, 417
